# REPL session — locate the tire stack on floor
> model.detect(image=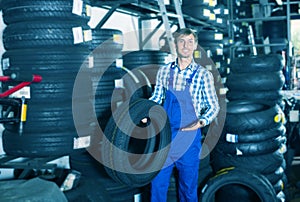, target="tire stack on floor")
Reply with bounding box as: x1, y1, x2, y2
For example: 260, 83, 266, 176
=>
226, 54, 285, 106
0, 0, 93, 157
200, 167, 280, 201
206, 54, 288, 201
